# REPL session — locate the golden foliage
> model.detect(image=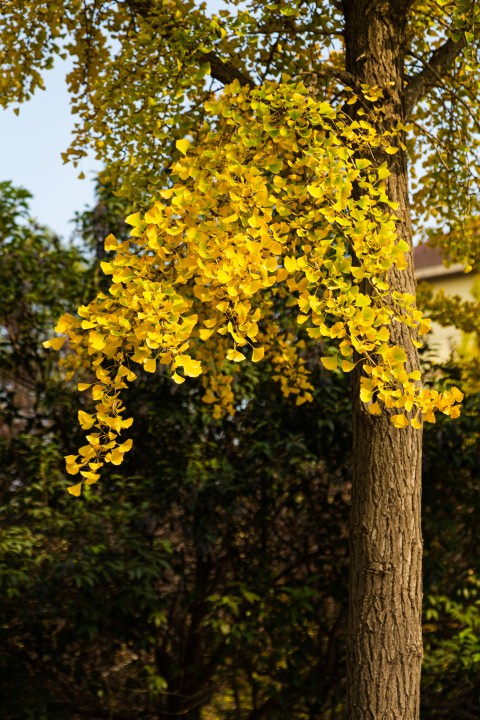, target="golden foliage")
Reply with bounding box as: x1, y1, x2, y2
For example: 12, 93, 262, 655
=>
42, 80, 463, 492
